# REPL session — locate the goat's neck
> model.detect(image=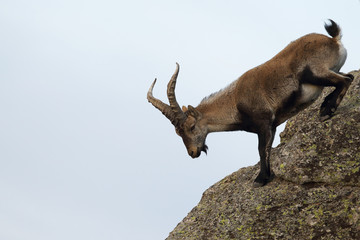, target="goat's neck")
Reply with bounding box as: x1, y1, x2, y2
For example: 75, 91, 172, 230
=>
196, 98, 240, 133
